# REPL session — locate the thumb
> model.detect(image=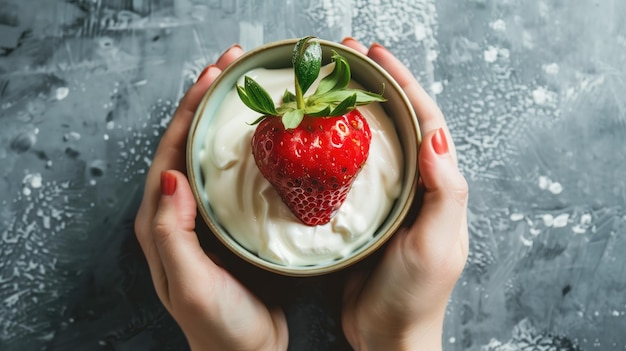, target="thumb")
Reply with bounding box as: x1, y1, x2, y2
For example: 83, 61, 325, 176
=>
407, 128, 469, 273
153, 170, 213, 279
